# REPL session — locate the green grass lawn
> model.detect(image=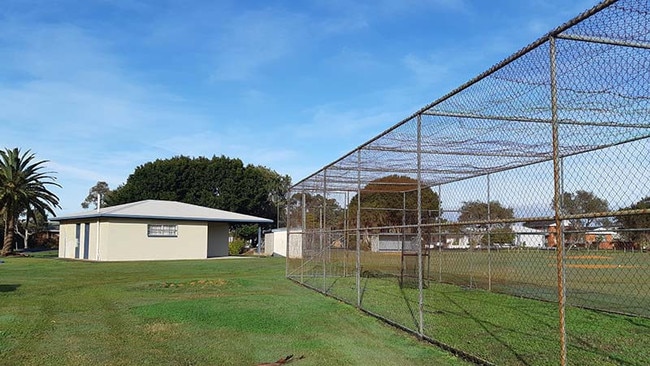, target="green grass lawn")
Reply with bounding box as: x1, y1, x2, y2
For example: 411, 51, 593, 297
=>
0, 252, 466, 366
290, 249, 650, 365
